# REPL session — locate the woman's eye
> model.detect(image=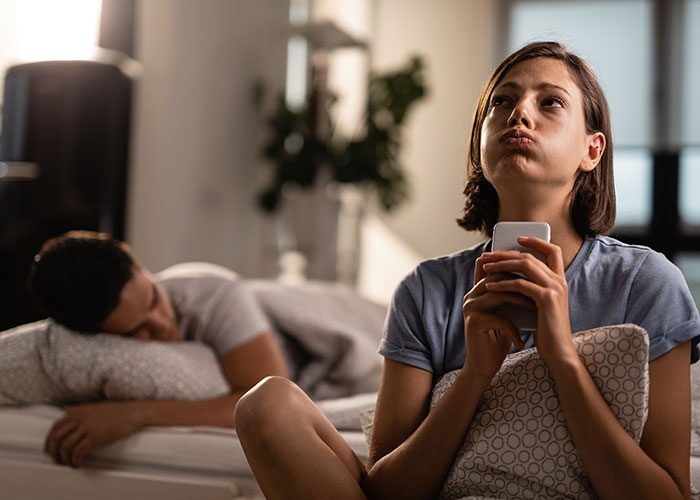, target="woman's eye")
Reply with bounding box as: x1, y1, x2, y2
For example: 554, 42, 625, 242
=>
491, 95, 507, 107
542, 97, 564, 108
